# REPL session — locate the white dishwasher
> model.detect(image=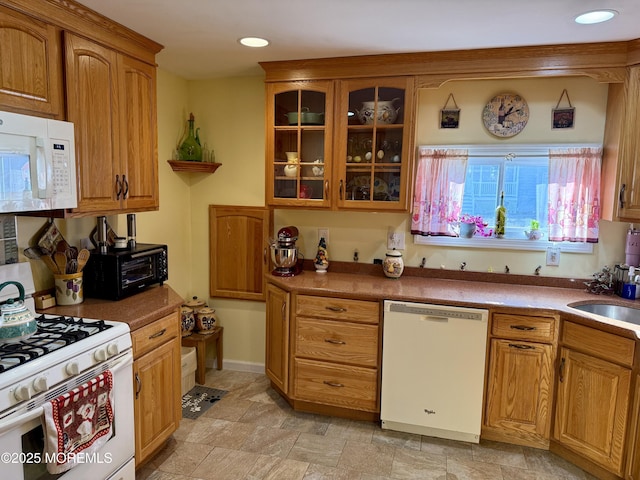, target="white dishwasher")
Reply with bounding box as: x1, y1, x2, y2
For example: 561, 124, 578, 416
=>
381, 300, 489, 443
